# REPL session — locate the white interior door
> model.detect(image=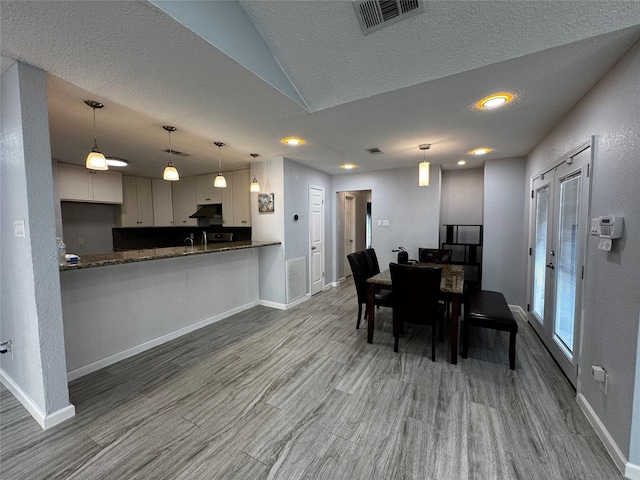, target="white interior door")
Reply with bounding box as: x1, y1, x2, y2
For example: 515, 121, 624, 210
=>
309, 186, 324, 295
528, 146, 591, 386
344, 194, 355, 276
